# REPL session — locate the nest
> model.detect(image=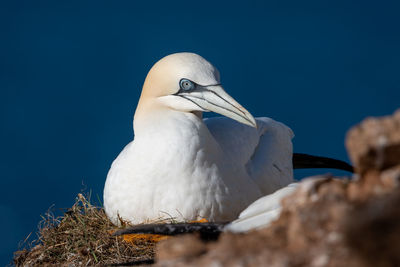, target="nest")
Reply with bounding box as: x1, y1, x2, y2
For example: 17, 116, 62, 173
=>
13, 193, 157, 266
